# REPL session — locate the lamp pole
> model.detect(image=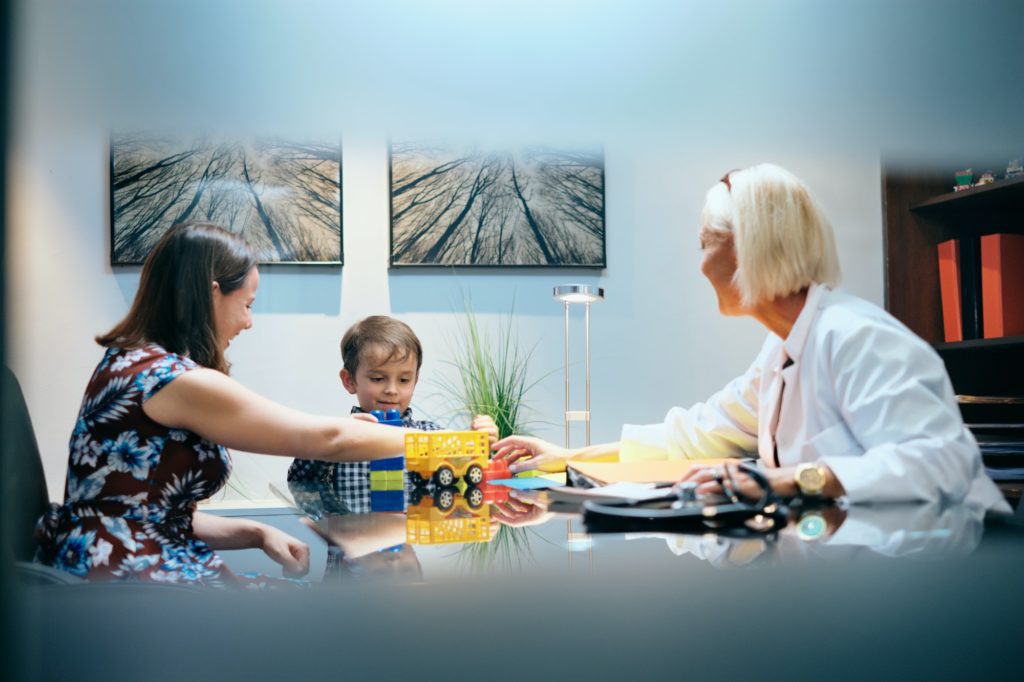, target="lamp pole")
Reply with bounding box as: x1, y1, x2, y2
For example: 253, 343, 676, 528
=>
553, 284, 604, 449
